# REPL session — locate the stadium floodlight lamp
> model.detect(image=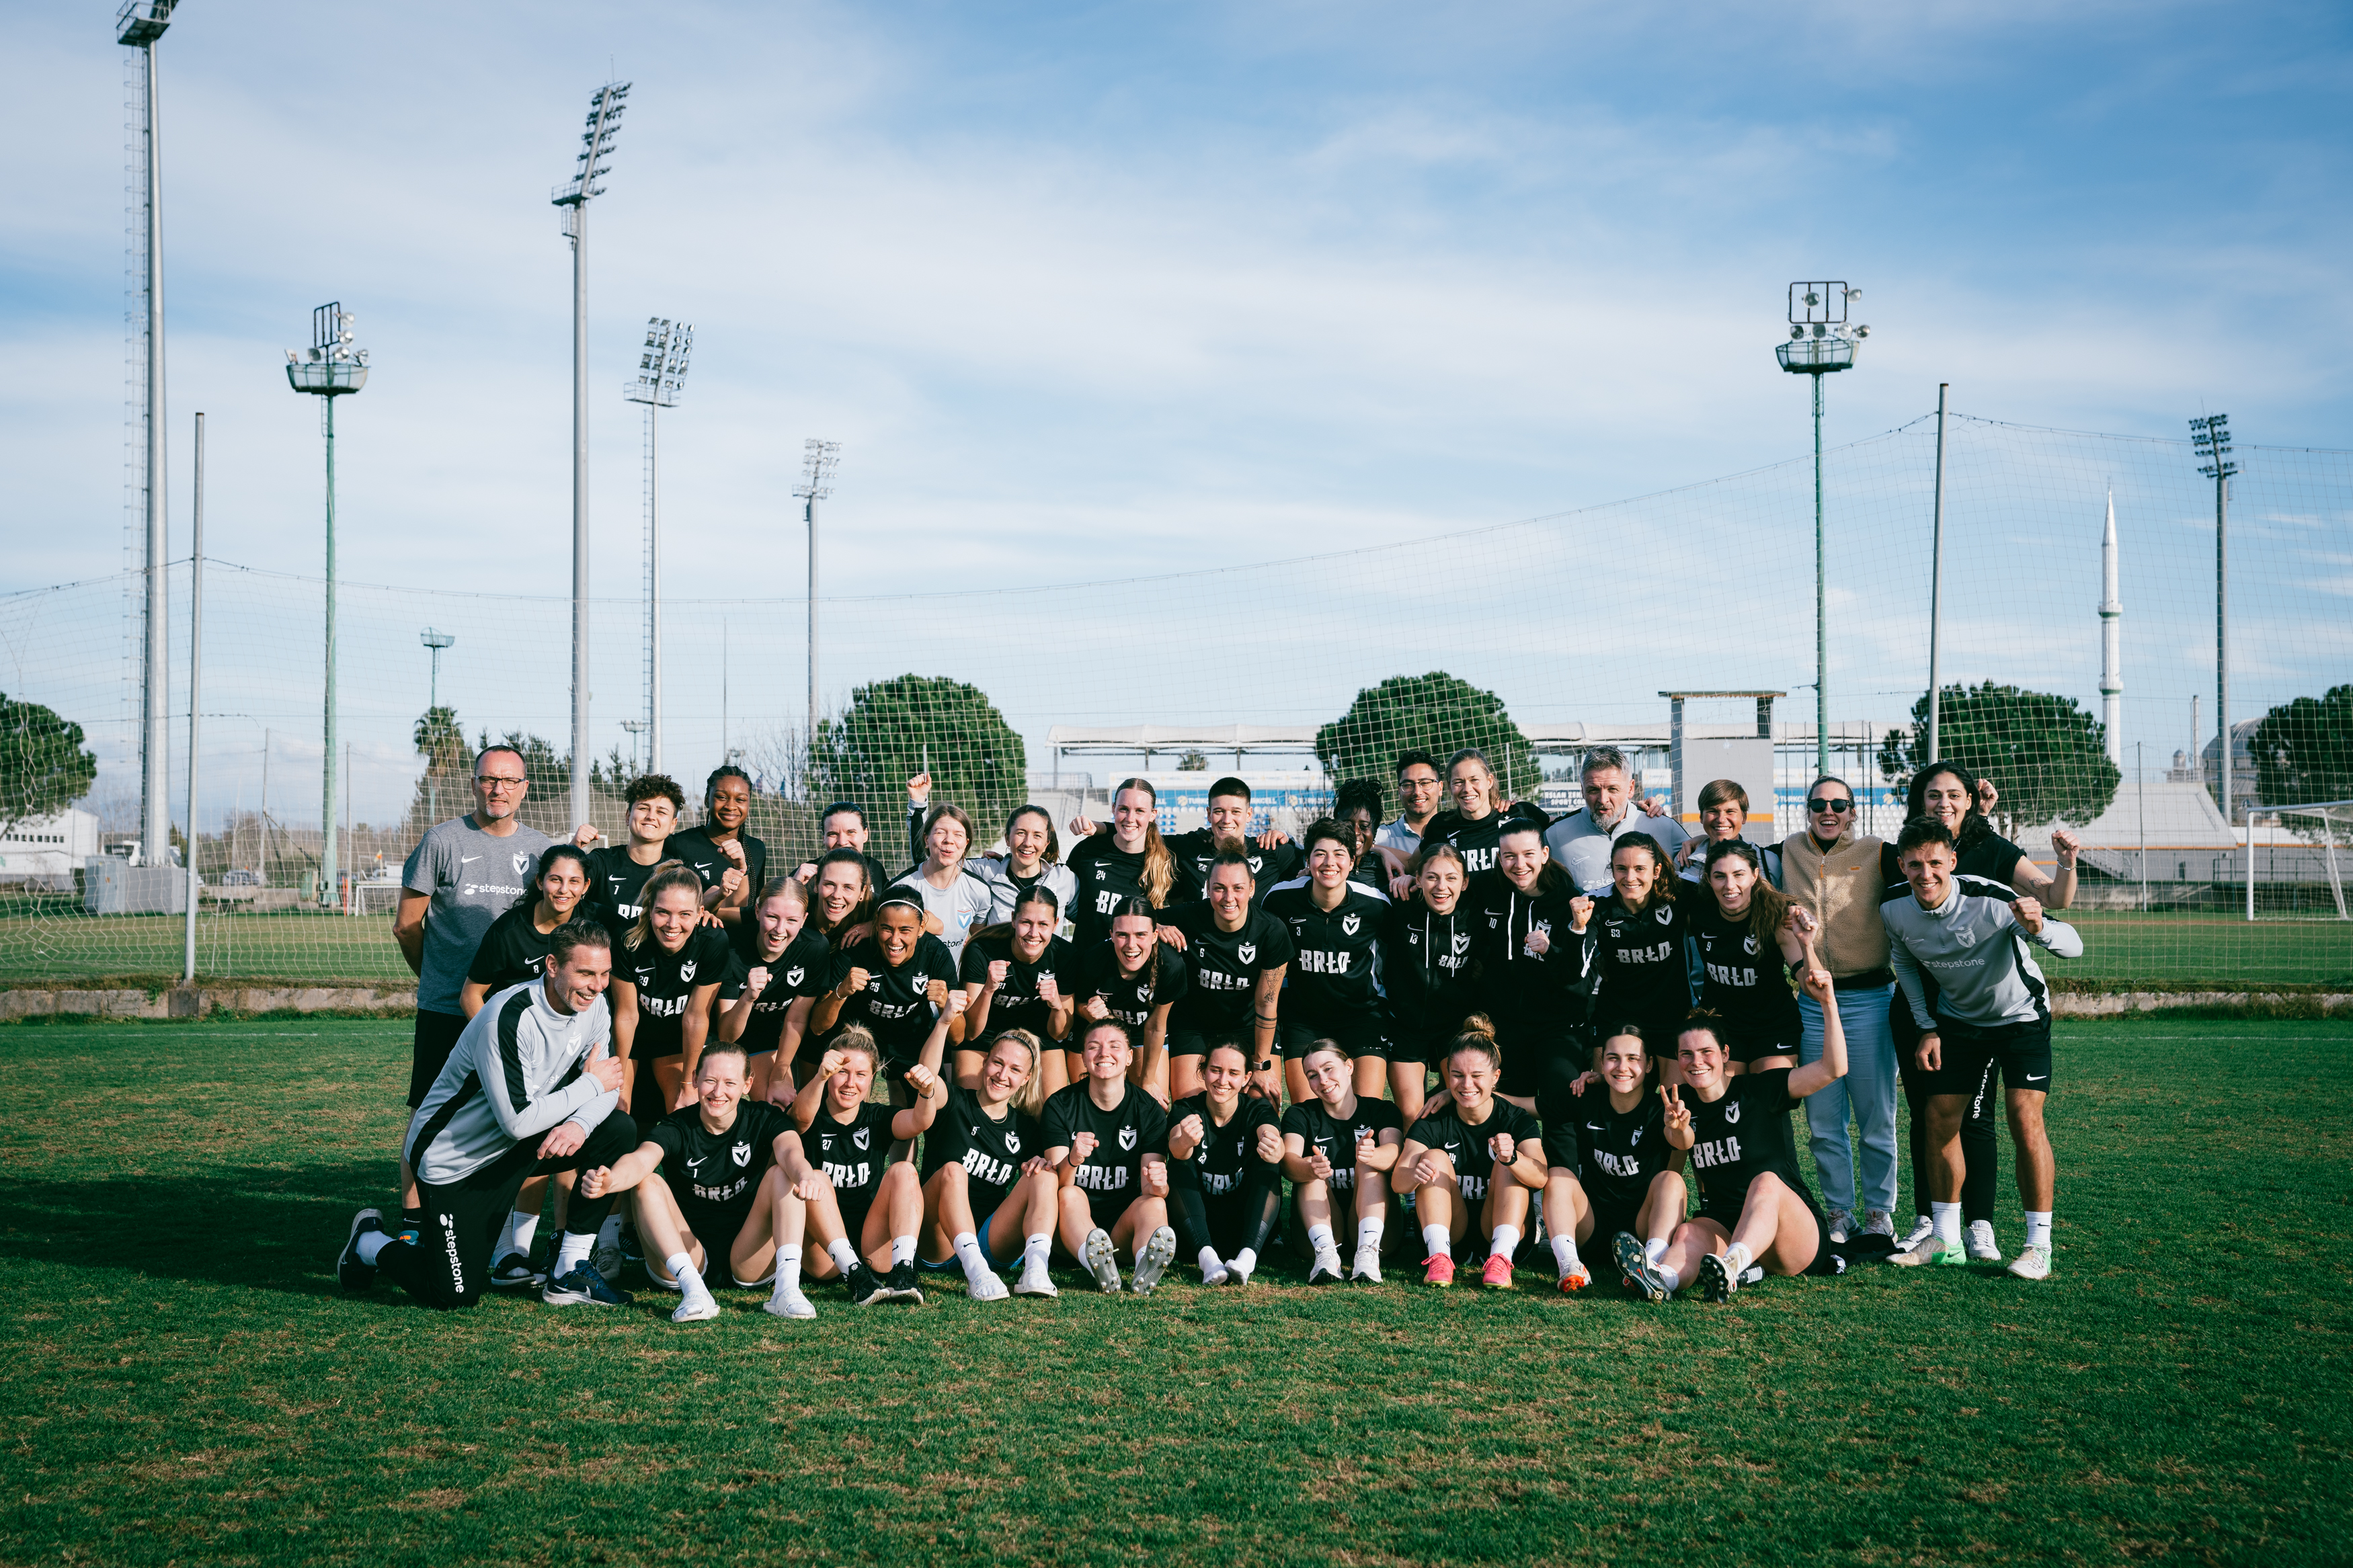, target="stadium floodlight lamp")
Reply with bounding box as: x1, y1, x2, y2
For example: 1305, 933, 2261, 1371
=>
797, 439, 844, 742
115, 0, 177, 46
2189, 413, 2242, 831
624, 317, 692, 409
1776, 280, 1869, 776
553, 81, 629, 209
623, 317, 692, 773
285, 302, 368, 909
